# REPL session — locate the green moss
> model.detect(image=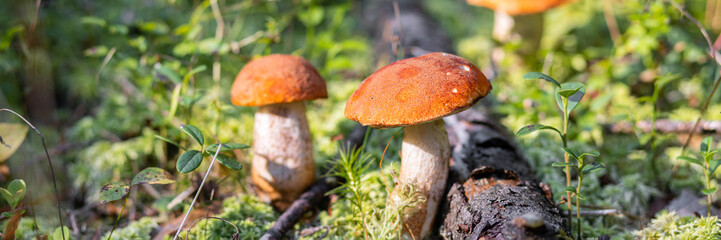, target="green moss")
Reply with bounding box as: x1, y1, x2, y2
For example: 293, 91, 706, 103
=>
634, 211, 721, 240
186, 195, 278, 240
102, 217, 158, 240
